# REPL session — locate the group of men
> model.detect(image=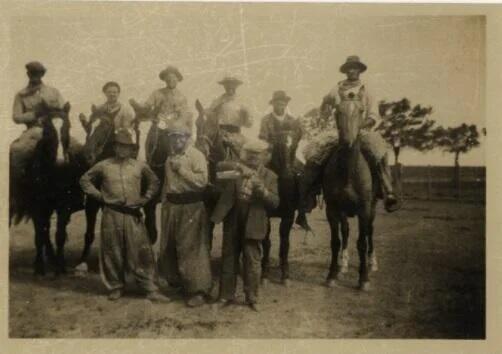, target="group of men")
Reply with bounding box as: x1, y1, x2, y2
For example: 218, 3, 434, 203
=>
10, 56, 399, 311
